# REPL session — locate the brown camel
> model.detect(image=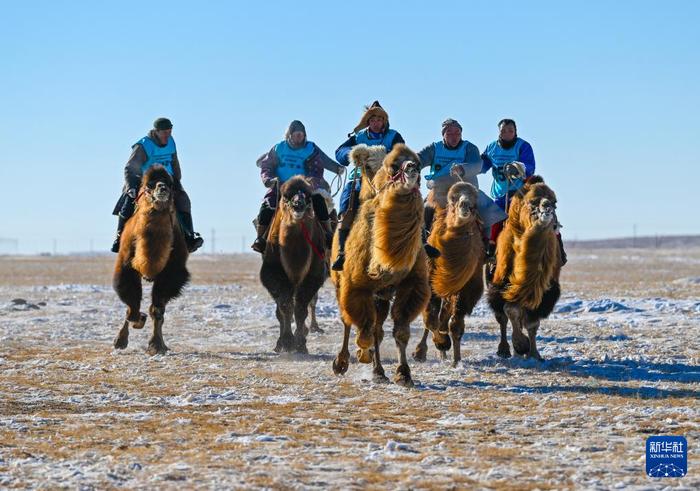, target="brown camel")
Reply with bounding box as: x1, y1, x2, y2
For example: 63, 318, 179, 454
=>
260, 176, 327, 354
113, 165, 190, 355
413, 182, 484, 367
488, 176, 562, 360
330, 144, 430, 387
